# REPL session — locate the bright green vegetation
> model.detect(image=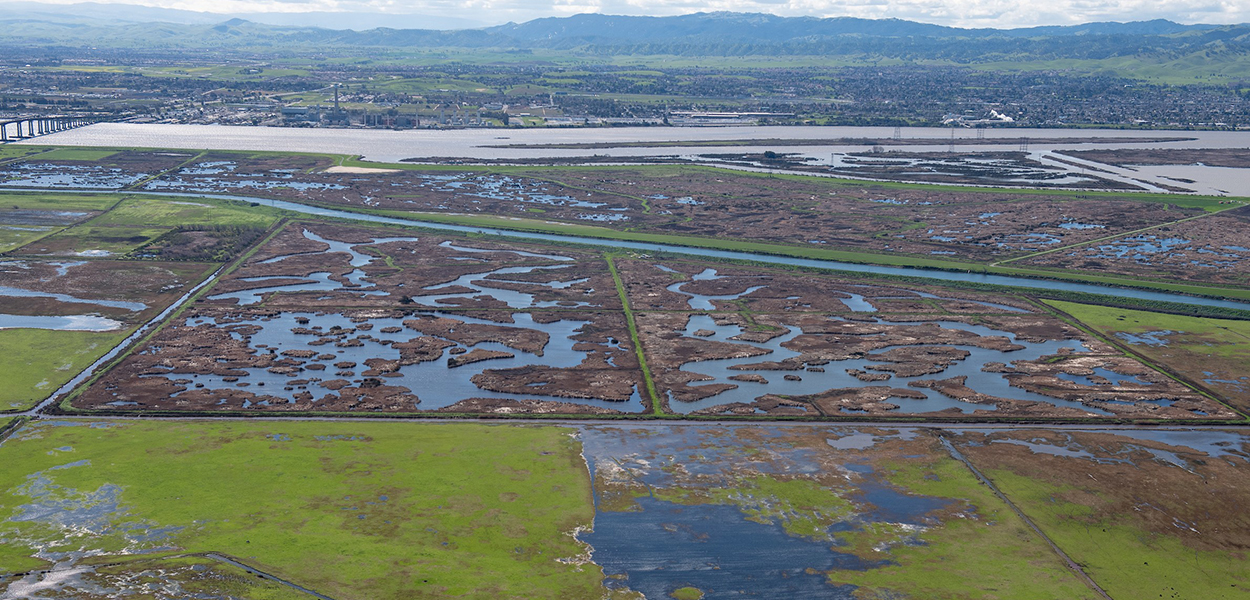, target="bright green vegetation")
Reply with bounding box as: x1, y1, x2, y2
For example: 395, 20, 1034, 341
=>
90, 195, 286, 228
721, 476, 855, 537
1047, 300, 1250, 411
0, 191, 118, 211
15, 195, 286, 256
984, 469, 1250, 598
0, 224, 55, 252
829, 458, 1099, 599
0, 420, 605, 599
1049, 299, 1250, 359
32, 148, 118, 162
0, 146, 49, 162
669, 586, 704, 600
0, 329, 127, 411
